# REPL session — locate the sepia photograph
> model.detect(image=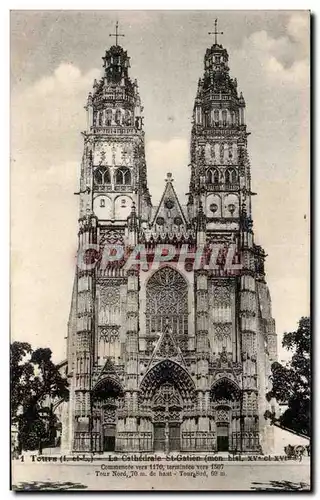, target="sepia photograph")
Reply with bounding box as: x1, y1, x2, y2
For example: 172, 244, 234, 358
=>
10, 9, 310, 491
